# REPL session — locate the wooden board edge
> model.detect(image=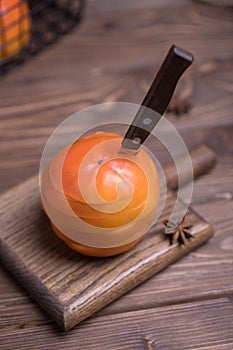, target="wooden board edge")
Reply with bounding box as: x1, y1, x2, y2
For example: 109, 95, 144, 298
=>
0, 239, 65, 329
63, 221, 214, 330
